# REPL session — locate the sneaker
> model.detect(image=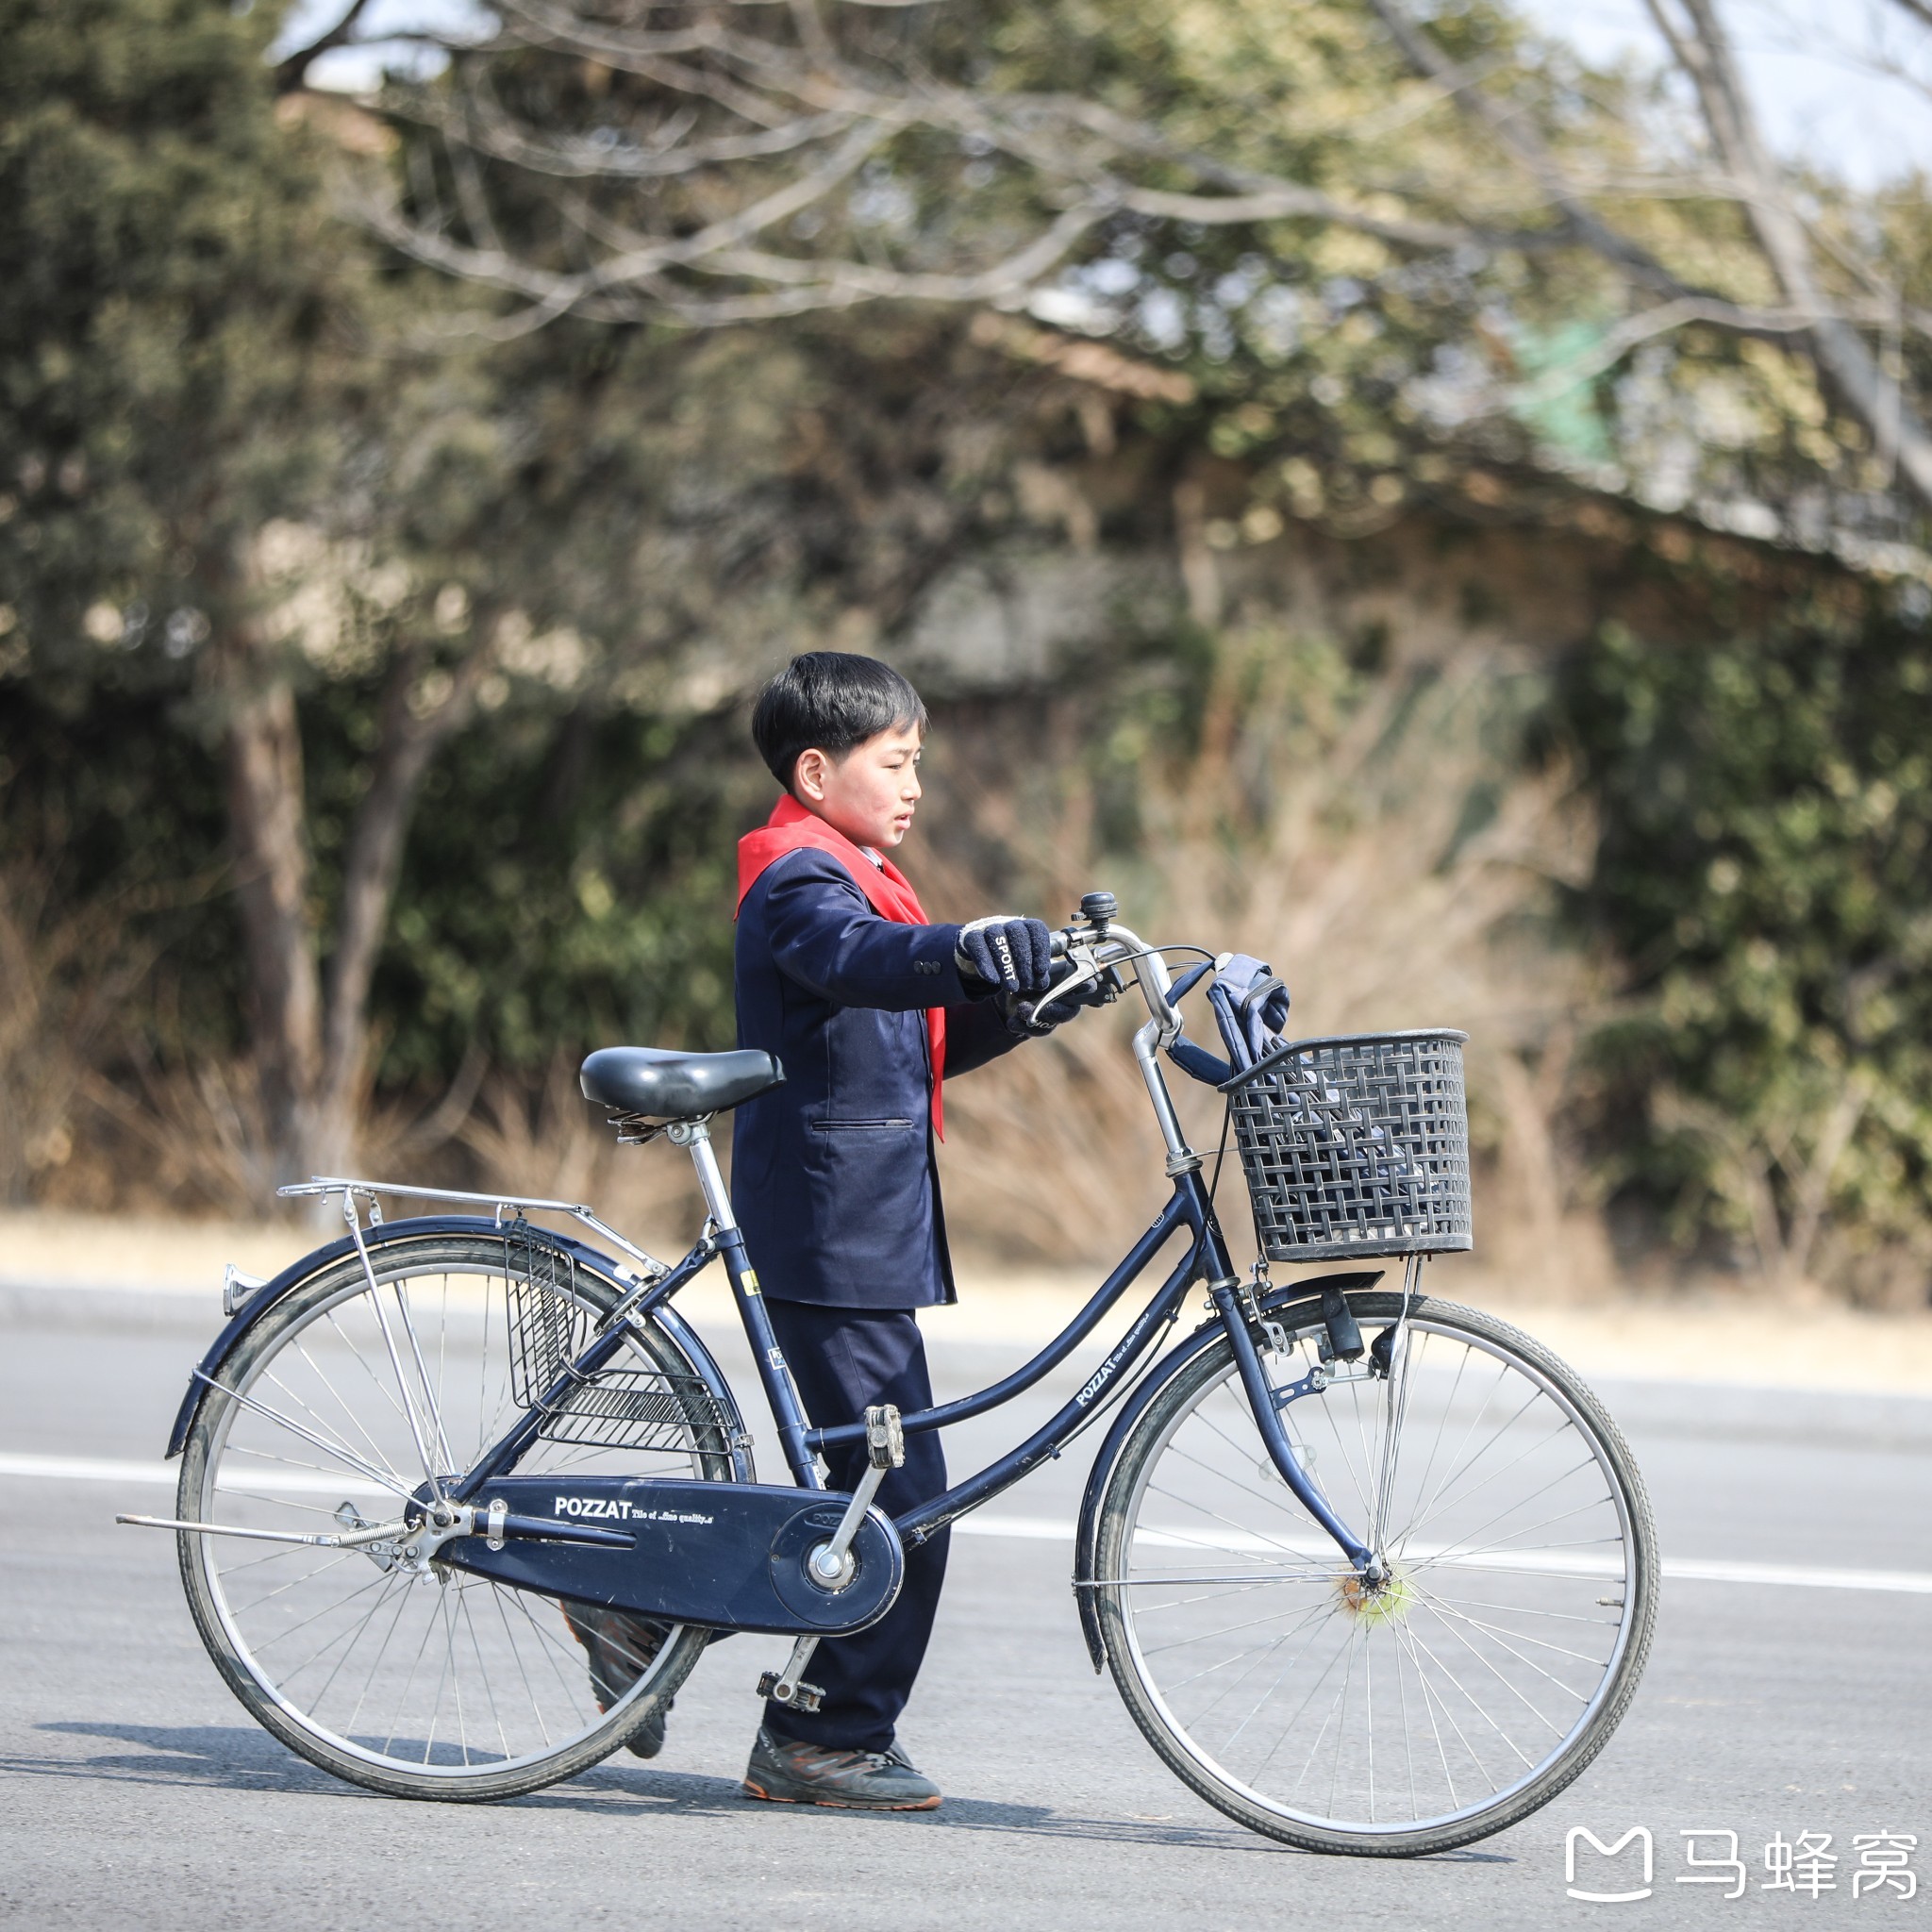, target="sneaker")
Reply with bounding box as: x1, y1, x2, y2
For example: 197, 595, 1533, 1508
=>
562, 1605, 675, 1758
742, 1724, 941, 1810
